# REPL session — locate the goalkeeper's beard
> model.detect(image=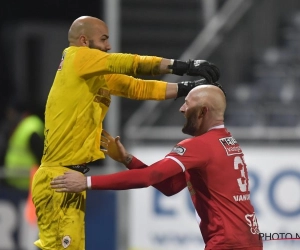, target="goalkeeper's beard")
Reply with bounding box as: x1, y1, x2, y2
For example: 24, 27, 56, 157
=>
89, 40, 108, 52
182, 108, 199, 136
